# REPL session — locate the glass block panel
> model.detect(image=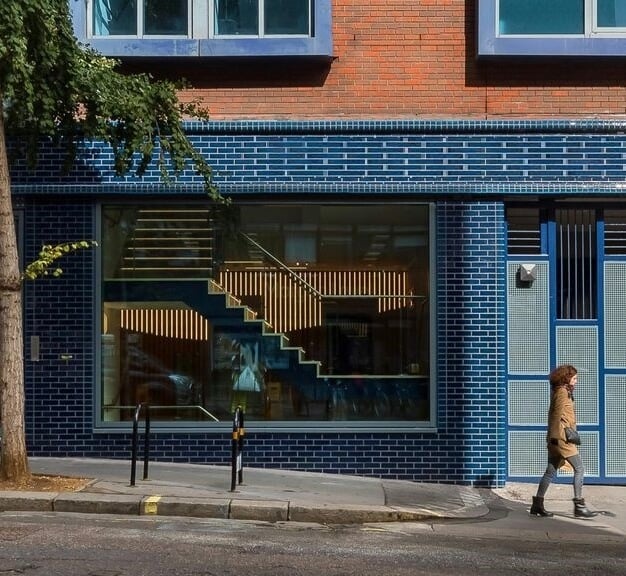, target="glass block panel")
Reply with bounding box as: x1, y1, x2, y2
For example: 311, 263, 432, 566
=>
507, 262, 550, 374
597, 0, 626, 27
509, 432, 599, 477
145, 0, 188, 35
499, 0, 584, 34
605, 376, 626, 476
556, 326, 599, 425
509, 432, 547, 477
265, 0, 310, 35
604, 263, 626, 369
554, 432, 599, 477
508, 380, 549, 425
